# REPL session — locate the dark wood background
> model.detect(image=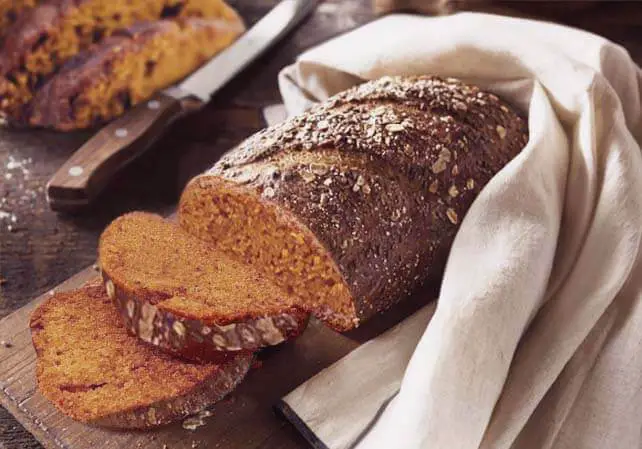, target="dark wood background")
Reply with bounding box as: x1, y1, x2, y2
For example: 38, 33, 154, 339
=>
1, 1, 641, 448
